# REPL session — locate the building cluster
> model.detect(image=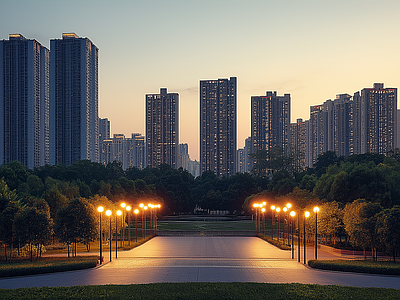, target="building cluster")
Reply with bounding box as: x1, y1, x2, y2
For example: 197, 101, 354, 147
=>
1, 33, 398, 178
238, 83, 399, 173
